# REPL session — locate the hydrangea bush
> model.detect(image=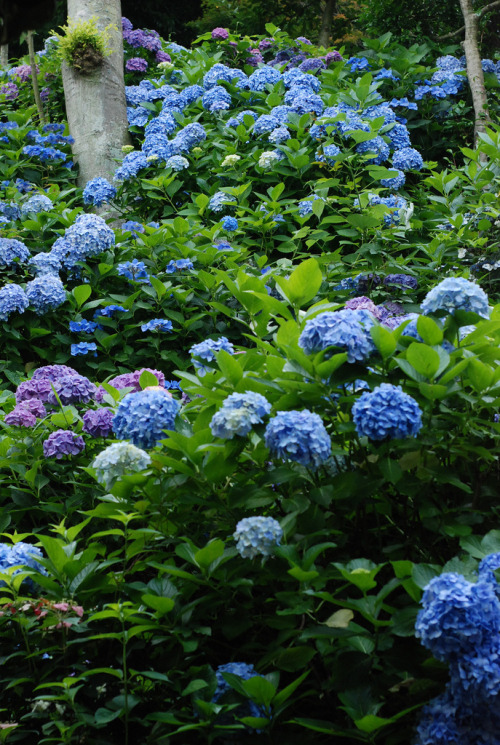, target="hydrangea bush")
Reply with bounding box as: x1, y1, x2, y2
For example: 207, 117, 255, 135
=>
0, 15, 499, 745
